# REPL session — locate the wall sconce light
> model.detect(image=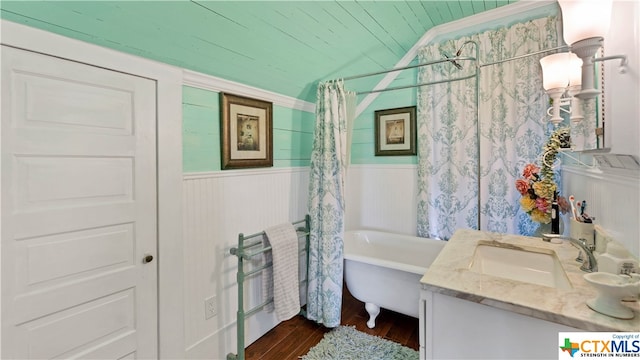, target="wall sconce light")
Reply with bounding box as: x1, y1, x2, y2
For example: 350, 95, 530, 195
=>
540, 52, 584, 126
558, 0, 627, 99
567, 53, 584, 123
540, 52, 570, 125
